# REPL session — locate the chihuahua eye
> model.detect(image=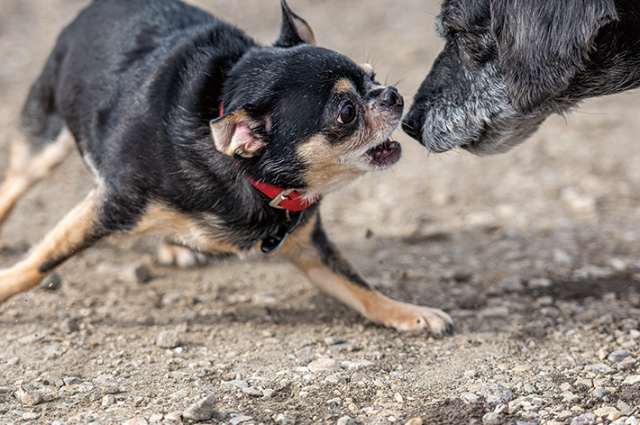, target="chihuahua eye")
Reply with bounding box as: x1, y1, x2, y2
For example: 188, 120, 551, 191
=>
338, 102, 356, 125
